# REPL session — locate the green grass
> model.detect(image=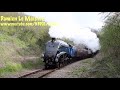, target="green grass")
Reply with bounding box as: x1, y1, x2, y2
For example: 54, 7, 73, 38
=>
0, 62, 22, 77
0, 34, 44, 77
71, 66, 88, 77
70, 58, 95, 78
21, 58, 44, 69
0, 58, 44, 77
0, 34, 27, 48
0, 36, 43, 77
89, 56, 120, 78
